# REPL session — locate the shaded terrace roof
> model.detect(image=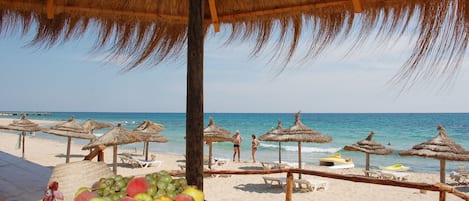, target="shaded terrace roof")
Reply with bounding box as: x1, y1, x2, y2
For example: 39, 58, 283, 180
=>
0, 0, 467, 83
